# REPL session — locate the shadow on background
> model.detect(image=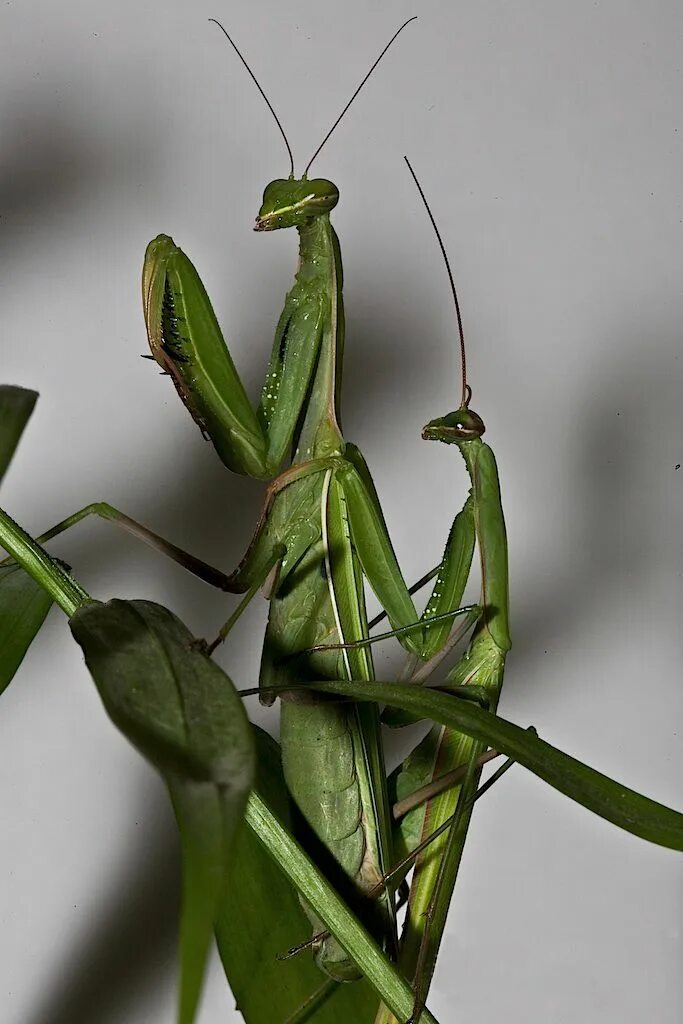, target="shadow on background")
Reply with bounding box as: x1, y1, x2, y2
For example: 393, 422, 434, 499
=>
0, 80, 197, 1023
0, 91, 148, 265
25, 795, 180, 1024
509, 320, 683, 691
